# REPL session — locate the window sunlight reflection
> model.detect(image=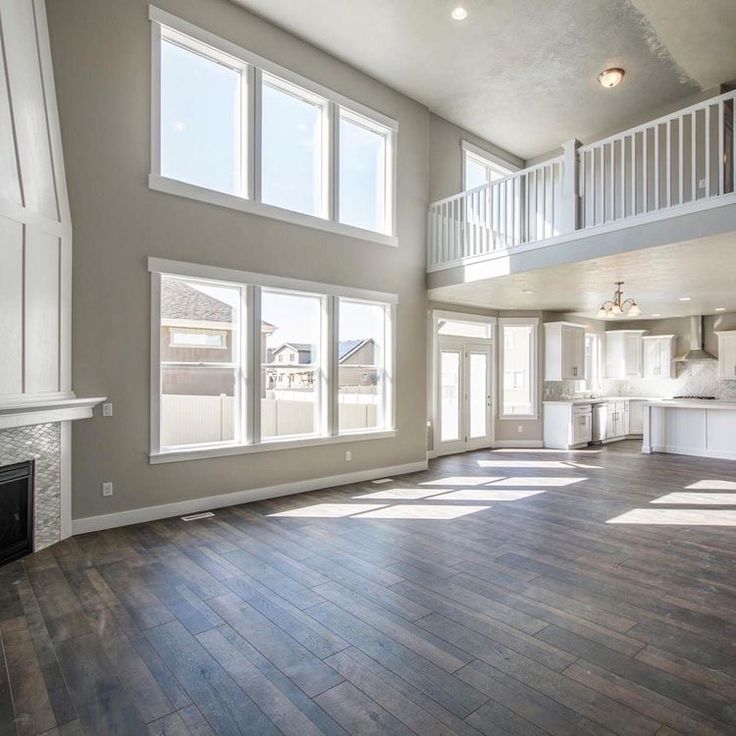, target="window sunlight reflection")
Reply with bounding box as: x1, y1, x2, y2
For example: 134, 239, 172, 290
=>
354, 504, 489, 519
485, 448, 603, 455
355, 488, 441, 500
478, 460, 573, 468
607, 509, 736, 525
430, 489, 544, 501
269, 503, 385, 518
650, 493, 736, 505
685, 480, 736, 490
